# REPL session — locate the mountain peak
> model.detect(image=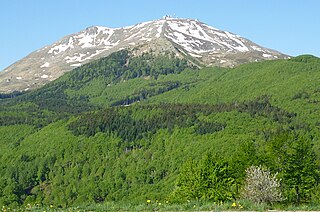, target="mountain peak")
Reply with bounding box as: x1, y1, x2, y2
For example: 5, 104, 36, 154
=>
0, 17, 289, 93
